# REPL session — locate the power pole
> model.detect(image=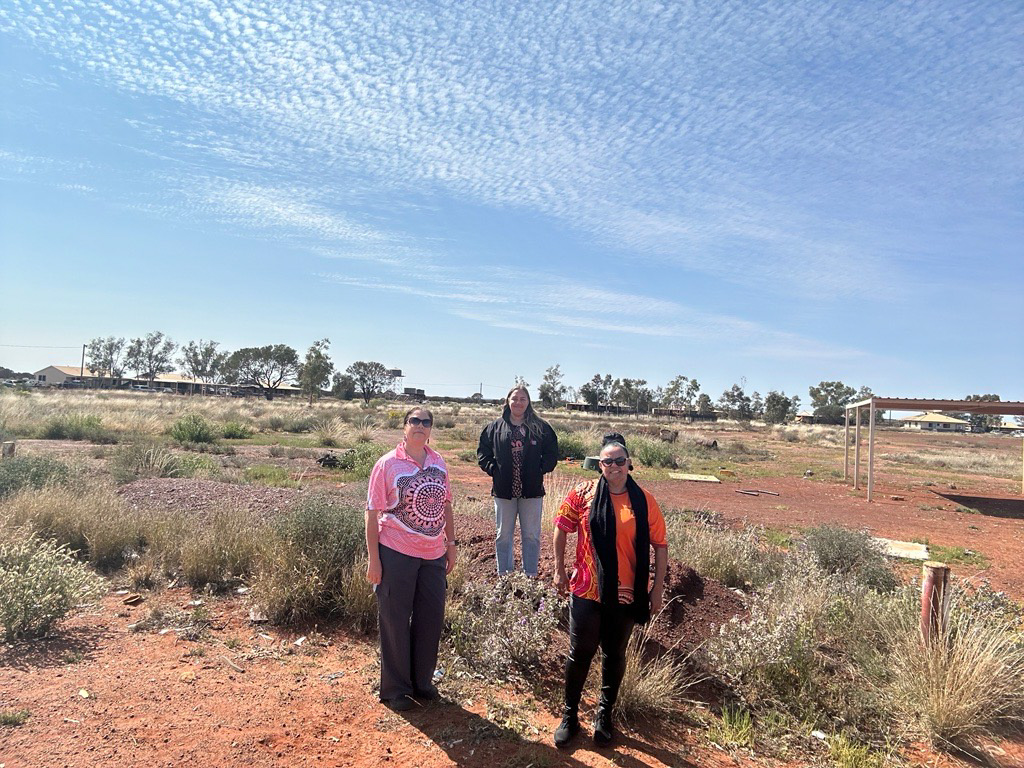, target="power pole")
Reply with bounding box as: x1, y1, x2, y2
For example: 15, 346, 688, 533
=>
80, 344, 86, 378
